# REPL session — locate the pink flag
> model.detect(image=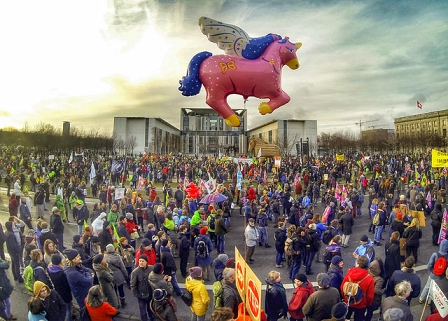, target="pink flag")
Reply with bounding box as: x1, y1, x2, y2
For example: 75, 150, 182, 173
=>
438, 208, 448, 244
417, 101, 422, 109
294, 173, 299, 187
426, 191, 433, 209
